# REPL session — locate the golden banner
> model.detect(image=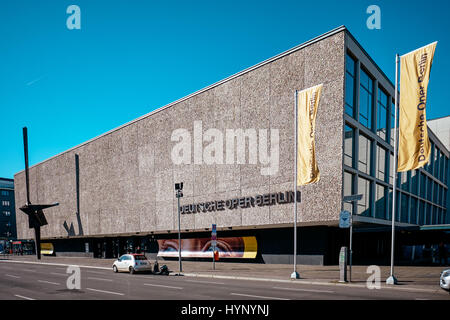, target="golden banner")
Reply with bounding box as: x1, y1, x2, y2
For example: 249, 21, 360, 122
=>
297, 84, 323, 185
398, 42, 437, 172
